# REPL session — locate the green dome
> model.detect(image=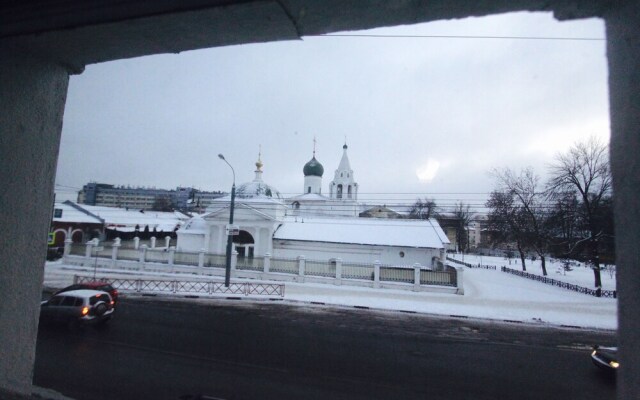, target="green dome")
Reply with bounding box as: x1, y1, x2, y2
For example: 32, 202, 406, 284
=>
303, 157, 324, 177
